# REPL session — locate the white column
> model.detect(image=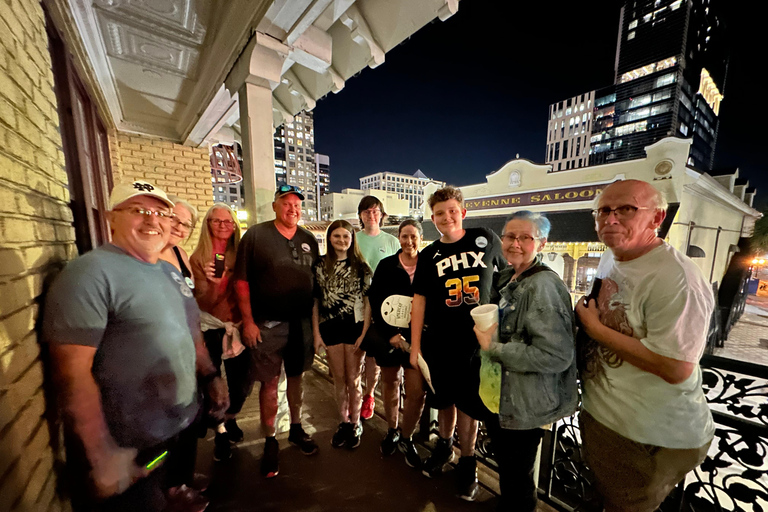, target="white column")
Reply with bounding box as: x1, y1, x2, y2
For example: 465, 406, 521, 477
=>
225, 33, 290, 225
